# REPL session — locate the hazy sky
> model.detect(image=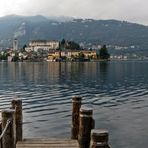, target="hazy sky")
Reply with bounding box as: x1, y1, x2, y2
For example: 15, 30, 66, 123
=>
0, 0, 147, 25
